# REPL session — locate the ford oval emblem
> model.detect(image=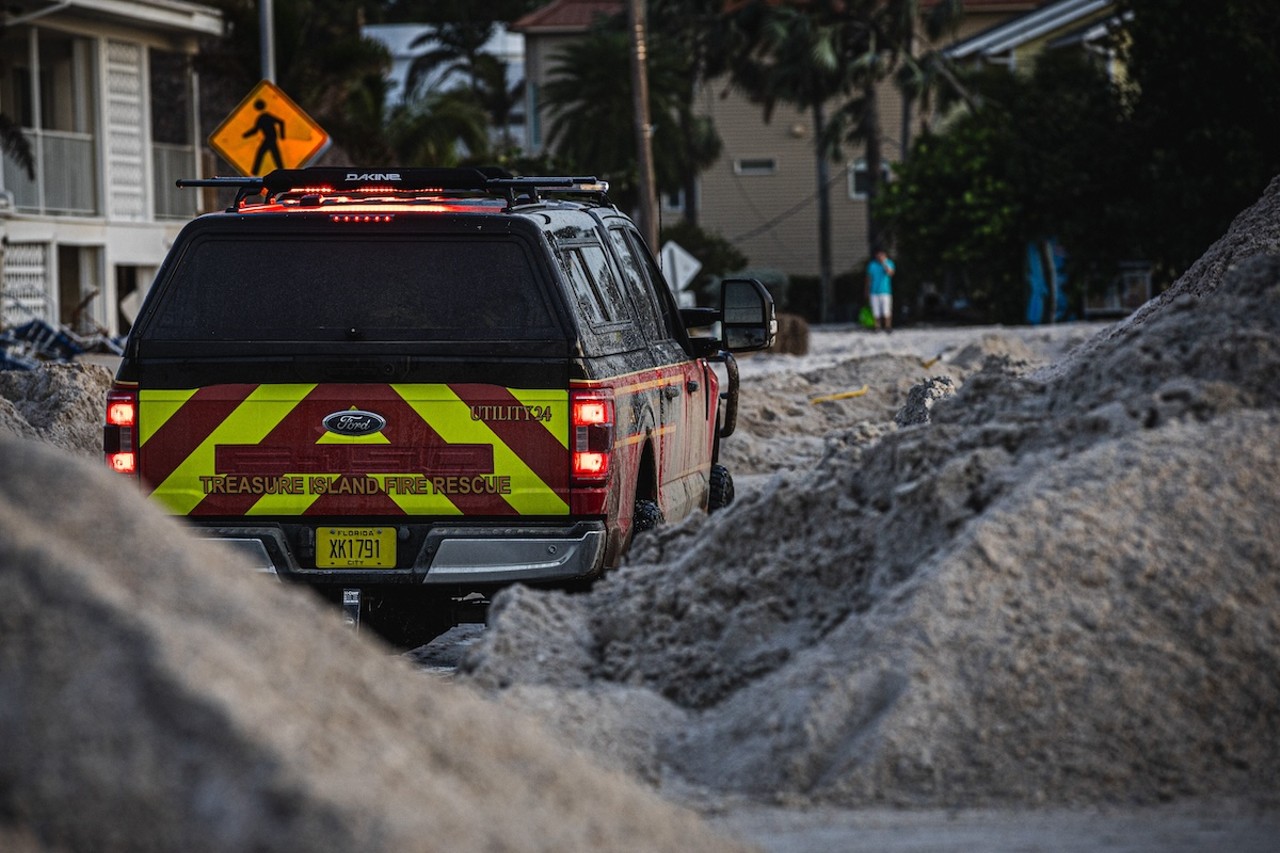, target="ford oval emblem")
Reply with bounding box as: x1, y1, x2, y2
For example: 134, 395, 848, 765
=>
322, 410, 387, 437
